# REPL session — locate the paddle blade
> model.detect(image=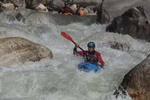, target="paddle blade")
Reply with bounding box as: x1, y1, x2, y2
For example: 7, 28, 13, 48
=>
61, 32, 73, 42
